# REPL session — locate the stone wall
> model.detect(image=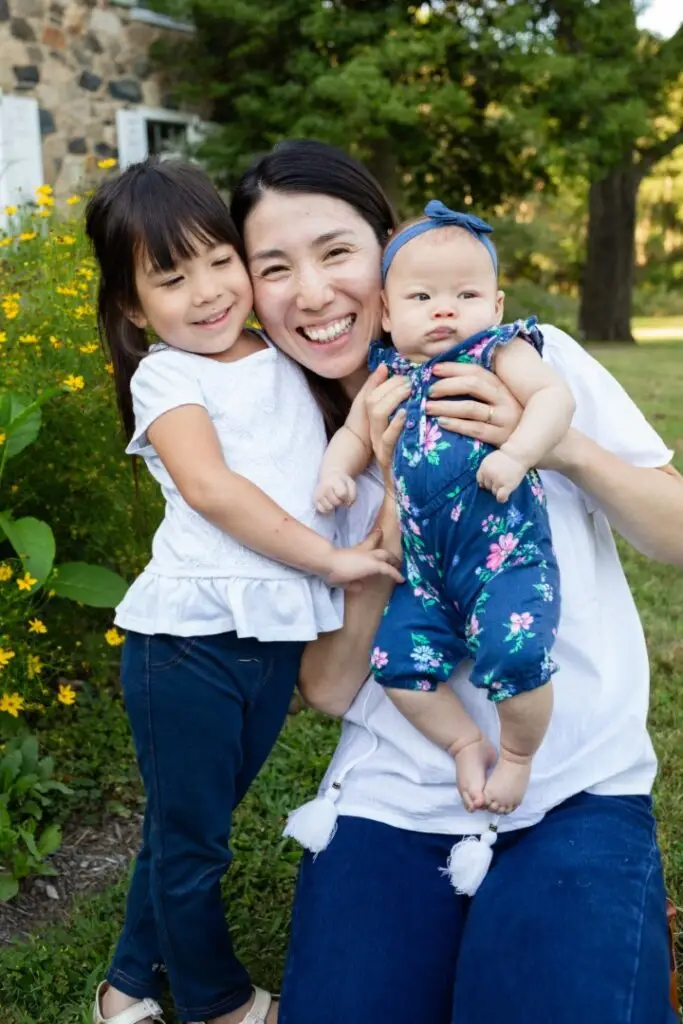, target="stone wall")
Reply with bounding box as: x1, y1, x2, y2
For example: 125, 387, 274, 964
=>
0, 0, 197, 195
